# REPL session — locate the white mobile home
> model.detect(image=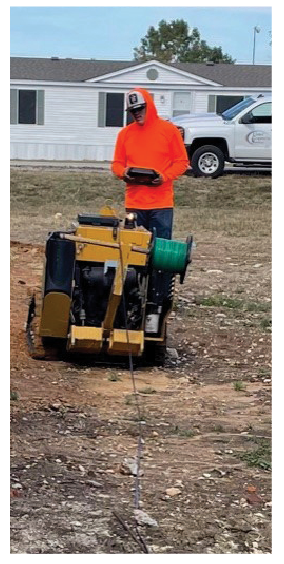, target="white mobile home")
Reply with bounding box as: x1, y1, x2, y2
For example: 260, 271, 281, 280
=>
10, 57, 272, 162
